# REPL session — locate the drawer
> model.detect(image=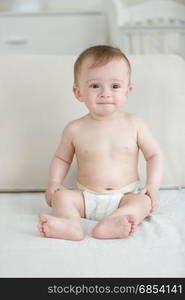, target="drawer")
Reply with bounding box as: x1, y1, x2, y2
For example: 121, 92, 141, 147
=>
0, 14, 108, 54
